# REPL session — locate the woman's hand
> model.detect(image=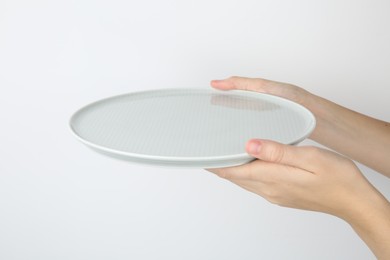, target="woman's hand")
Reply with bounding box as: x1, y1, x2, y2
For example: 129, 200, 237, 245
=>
209, 76, 390, 258
211, 76, 390, 177
207, 139, 390, 259
208, 139, 383, 219
211, 76, 311, 107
